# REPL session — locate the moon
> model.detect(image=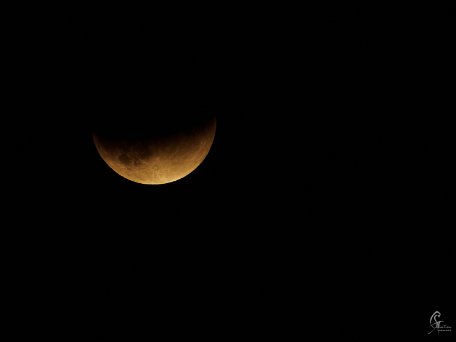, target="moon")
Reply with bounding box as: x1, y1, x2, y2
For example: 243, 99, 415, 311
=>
93, 116, 216, 185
